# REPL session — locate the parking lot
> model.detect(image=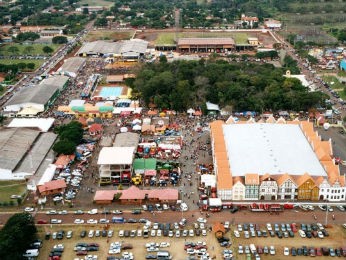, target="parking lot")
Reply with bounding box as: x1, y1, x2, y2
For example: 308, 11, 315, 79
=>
35, 217, 346, 260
